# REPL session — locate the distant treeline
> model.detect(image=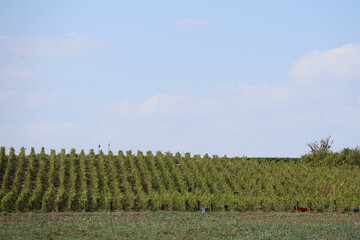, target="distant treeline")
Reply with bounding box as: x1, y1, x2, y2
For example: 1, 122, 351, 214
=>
0, 147, 359, 213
